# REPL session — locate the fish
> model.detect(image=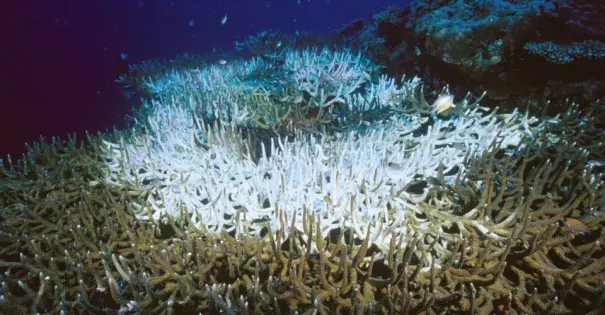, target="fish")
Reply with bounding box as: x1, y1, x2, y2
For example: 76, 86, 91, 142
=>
218, 59, 227, 65
221, 14, 228, 25
432, 94, 455, 115
189, 19, 195, 27
562, 217, 589, 234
